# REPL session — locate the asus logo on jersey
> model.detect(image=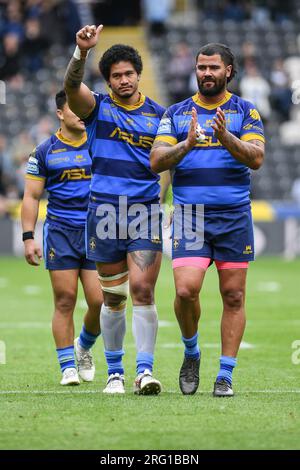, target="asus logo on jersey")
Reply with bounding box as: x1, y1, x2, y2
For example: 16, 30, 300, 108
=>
195, 135, 222, 147
60, 169, 91, 181
109, 127, 154, 148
